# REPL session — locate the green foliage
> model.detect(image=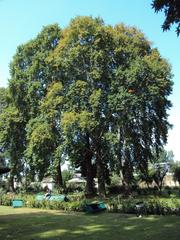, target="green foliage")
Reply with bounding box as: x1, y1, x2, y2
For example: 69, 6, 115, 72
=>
0, 193, 85, 212
152, 0, 180, 36
150, 148, 174, 192
138, 168, 154, 188
0, 87, 8, 115
110, 173, 121, 186
2, 193, 180, 216
66, 182, 86, 193
107, 196, 180, 215
0, 105, 25, 189
62, 169, 74, 185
